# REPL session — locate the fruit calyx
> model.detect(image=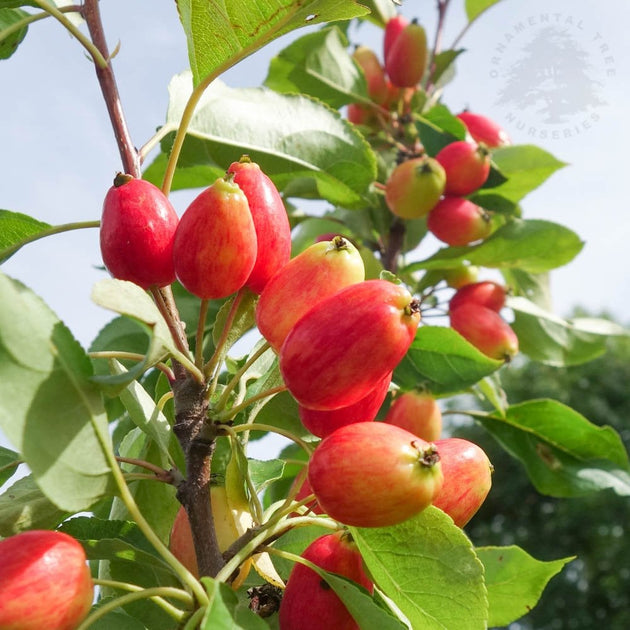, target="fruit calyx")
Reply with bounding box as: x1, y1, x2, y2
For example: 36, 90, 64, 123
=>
405, 298, 422, 317
329, 235, 352, 251
414, 441, 441, 467
113, 172, 135, 187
